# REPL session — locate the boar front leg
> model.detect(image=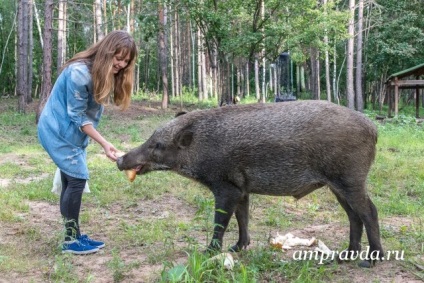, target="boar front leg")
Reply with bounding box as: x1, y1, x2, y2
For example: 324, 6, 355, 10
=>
207, 182, 244, 252
231, 194, 250, 252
